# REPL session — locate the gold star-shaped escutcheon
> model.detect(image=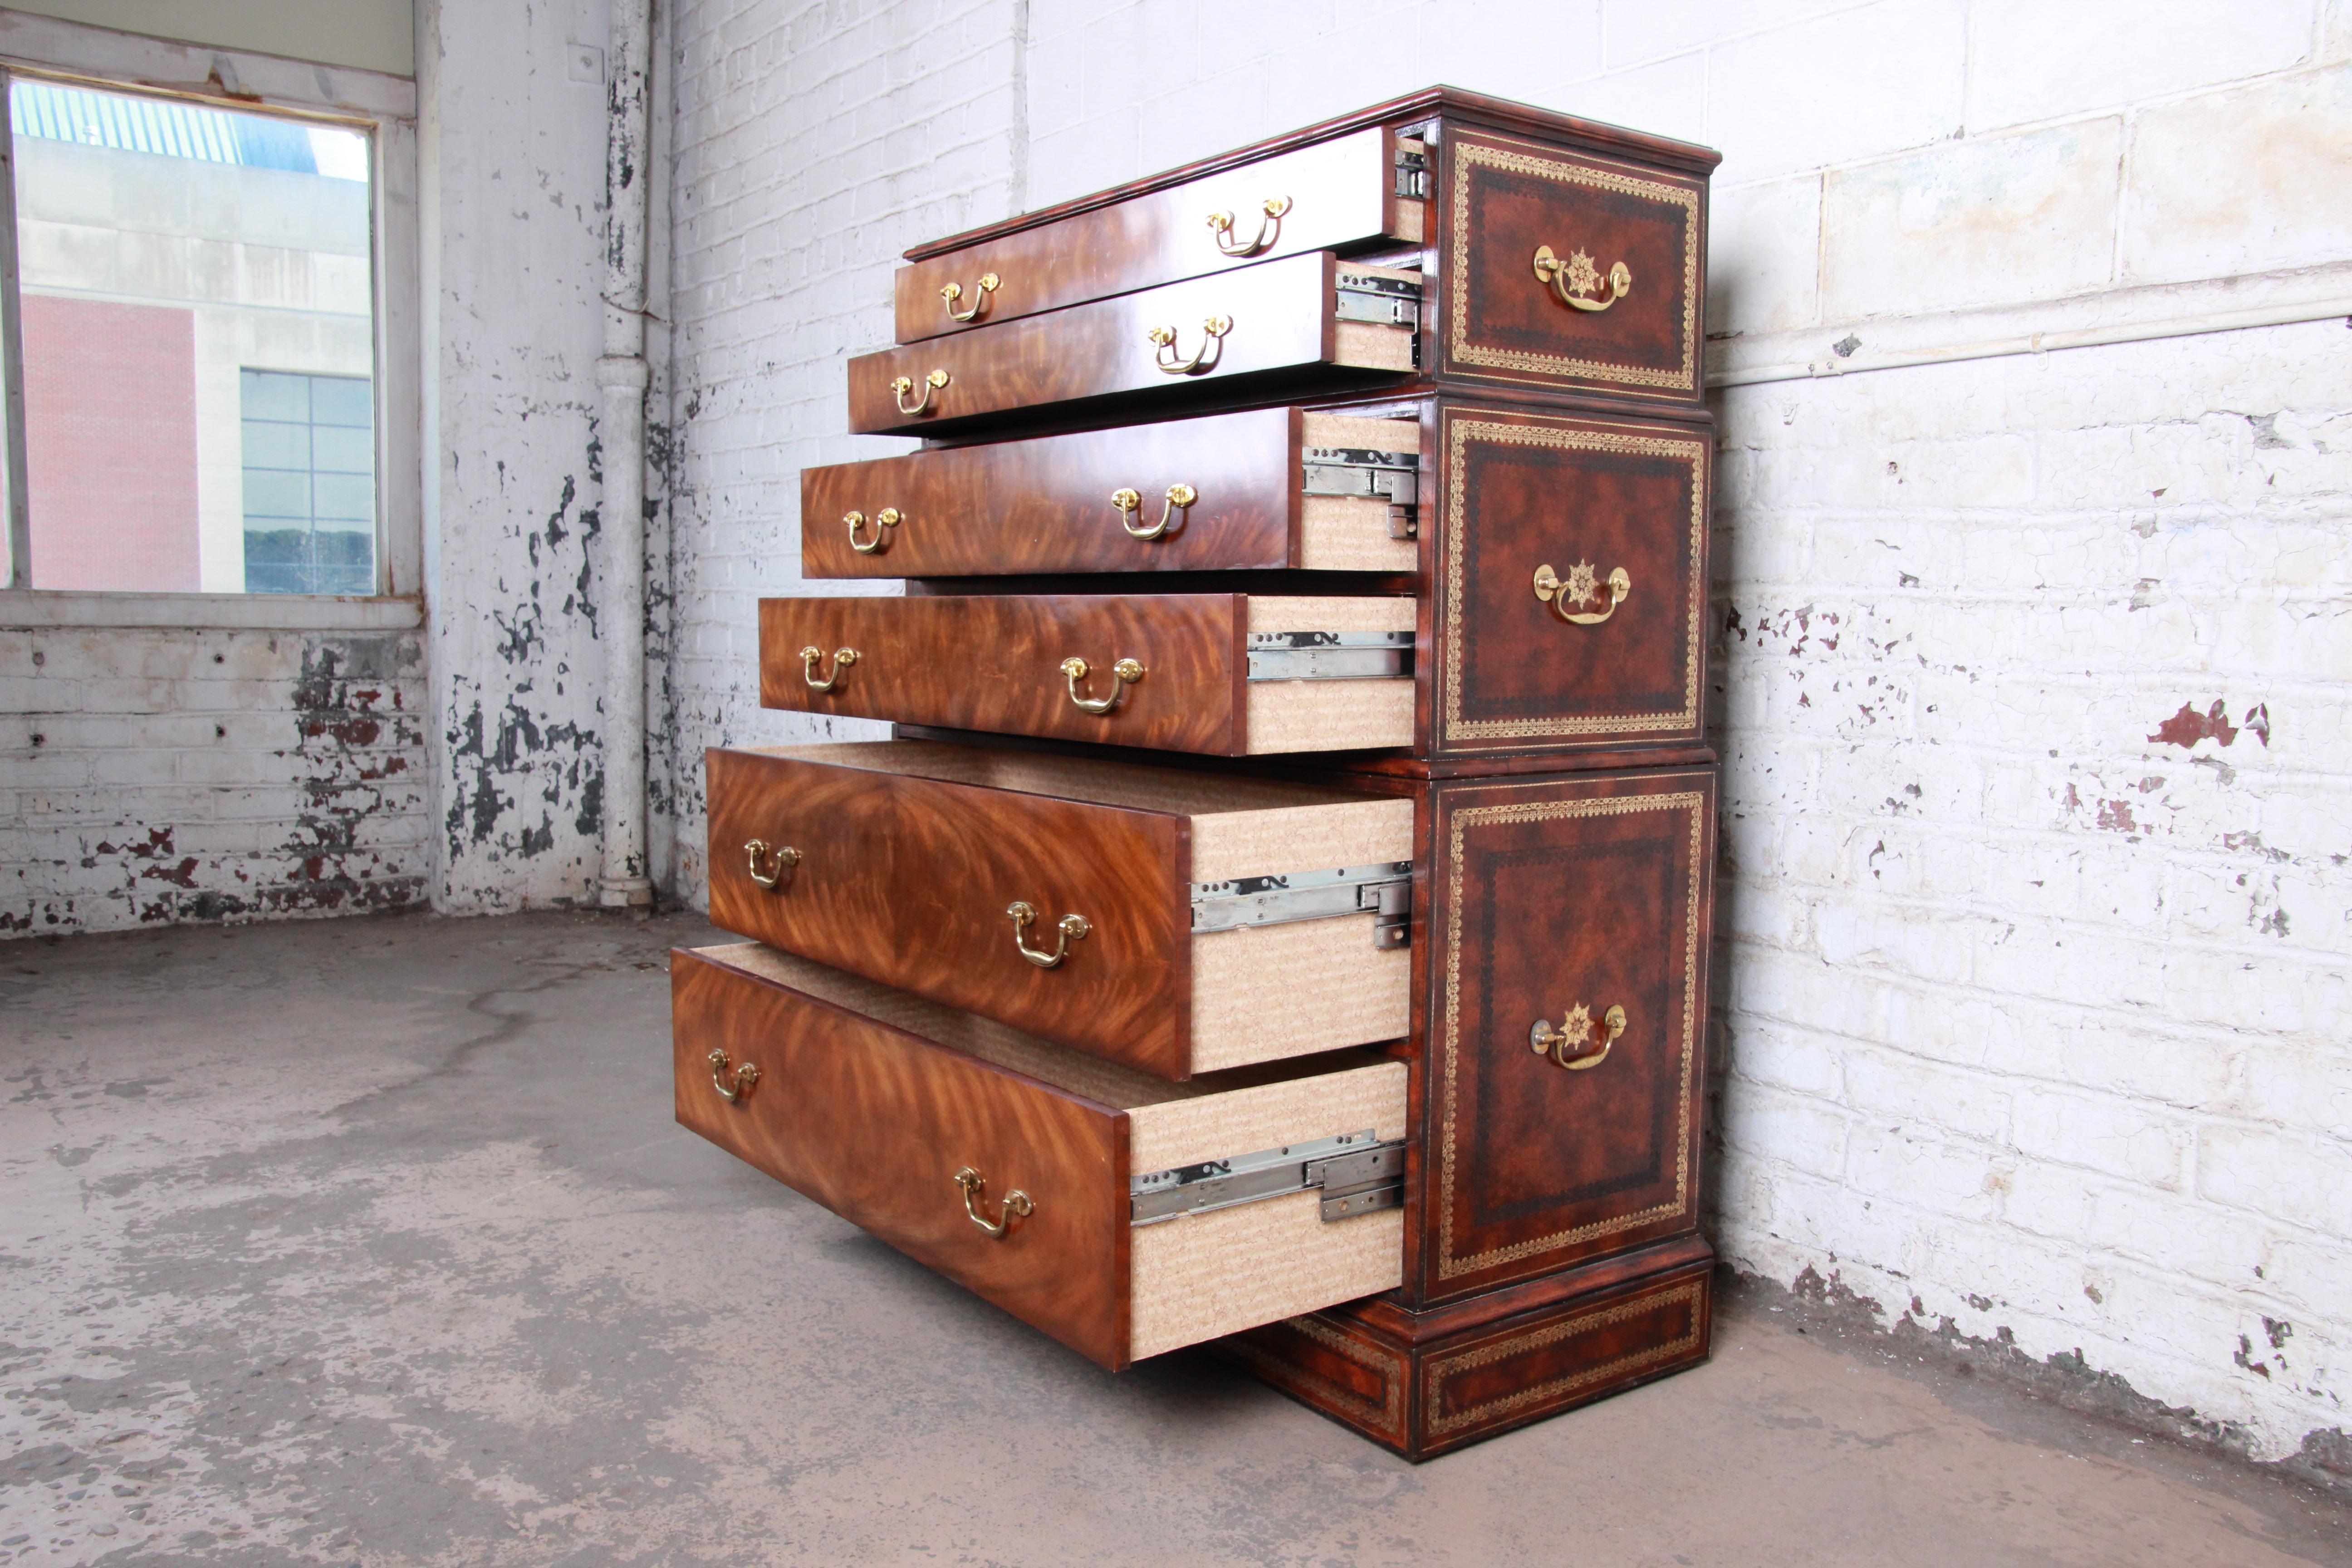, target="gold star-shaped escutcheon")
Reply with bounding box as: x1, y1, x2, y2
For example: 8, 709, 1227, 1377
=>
1561, 1001, 1592, 1044
1563, 560, 1600, 607
1564, 248, 1602, 299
